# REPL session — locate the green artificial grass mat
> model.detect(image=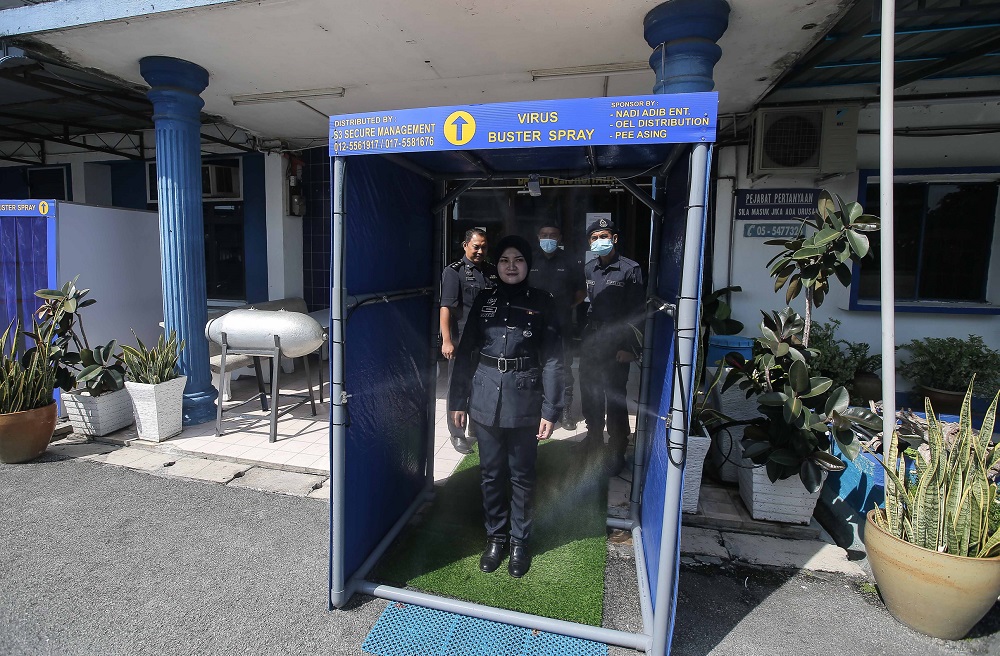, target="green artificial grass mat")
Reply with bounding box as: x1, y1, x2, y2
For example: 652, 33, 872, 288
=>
373, 439, 609, 626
